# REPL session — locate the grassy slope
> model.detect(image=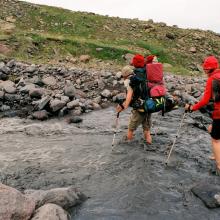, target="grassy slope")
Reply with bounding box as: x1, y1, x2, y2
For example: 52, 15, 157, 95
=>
0, 0, 220, 74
